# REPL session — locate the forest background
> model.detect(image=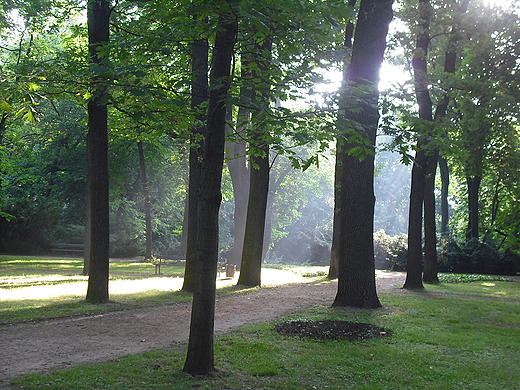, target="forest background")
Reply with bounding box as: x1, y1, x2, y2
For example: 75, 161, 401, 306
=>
0, 0, 519, 274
